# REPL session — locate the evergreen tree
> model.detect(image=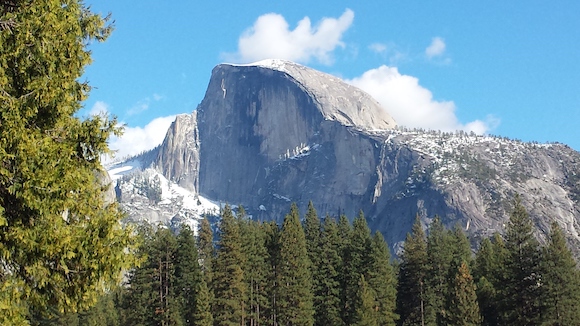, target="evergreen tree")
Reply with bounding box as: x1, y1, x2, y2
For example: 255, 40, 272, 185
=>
368, 231, 398, 326
213, 205, 246, 326
539, 221, 580, 325
263, 221, 281, 326
317, 216, 344, 326
473, 238, 499, 326
240, 216, 269, 326
121, 227, 181, 326
499, 195, 542, 325
193, 277, 213, 326
77, 291, 121, 326
150, 228, 183, 326
277, 203, 314, 326
175, 225, 202, 325
396, 215, 428, 326
198, 217, 215, 285
449, 224, 472, 268
342, 211, 373, 324
444, 261, 481, 326
197, 216, 215, 318
303, 201, 325, 326
425, 217, 453, 325
0, 1, 137, 321
353, 275, 378, 326
337, 214, 352, 323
